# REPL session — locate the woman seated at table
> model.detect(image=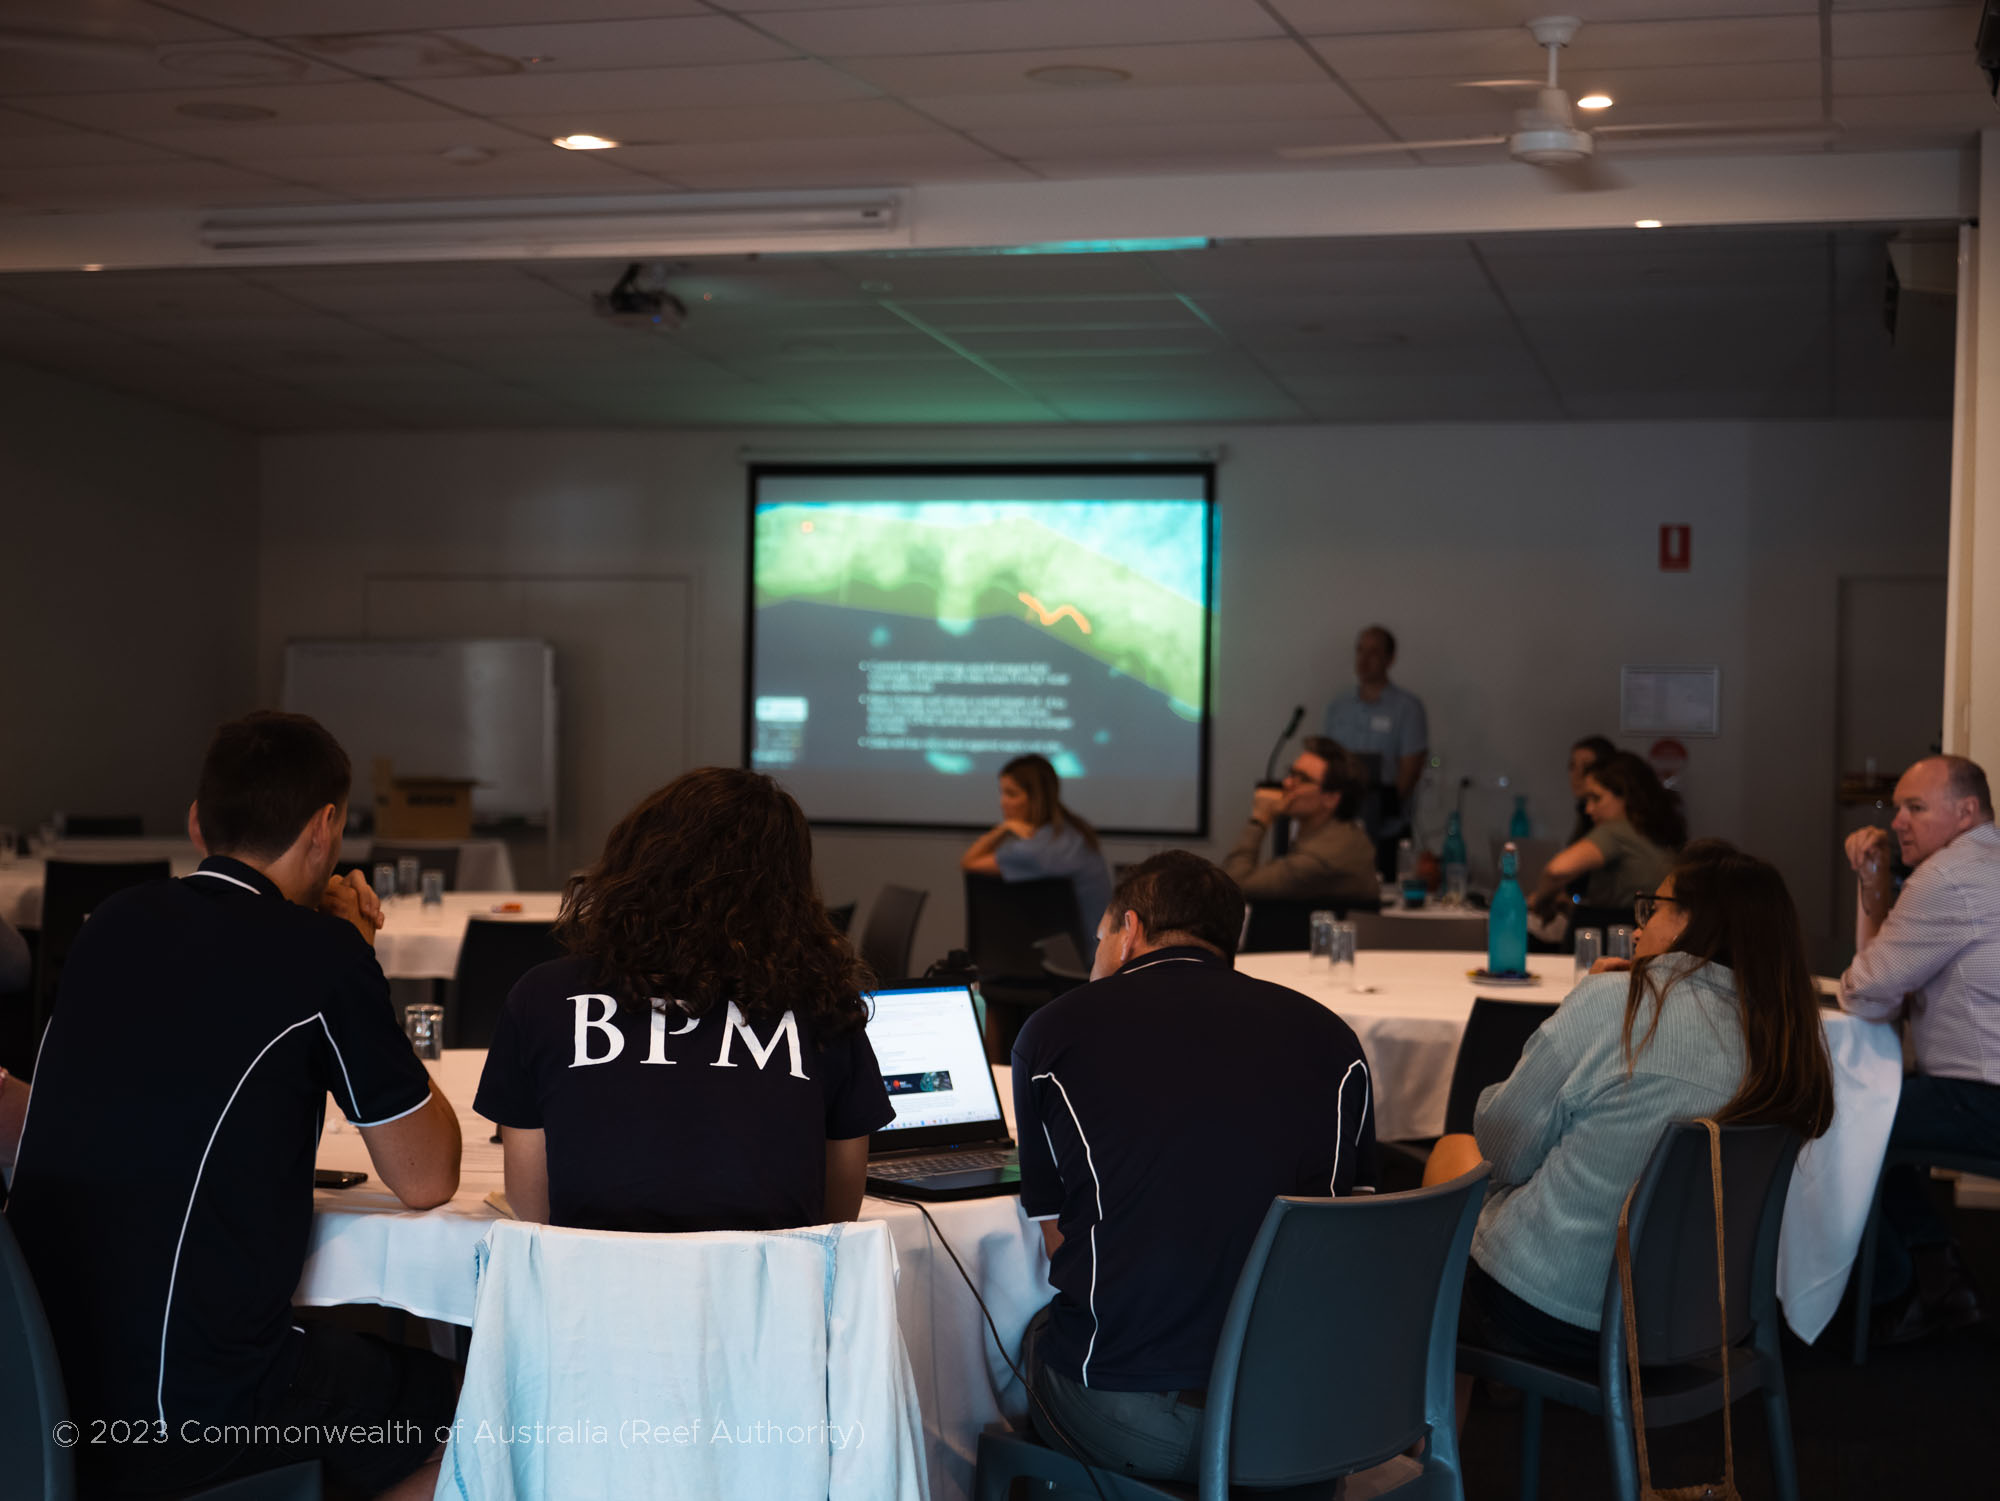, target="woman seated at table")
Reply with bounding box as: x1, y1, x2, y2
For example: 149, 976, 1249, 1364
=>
1566, 735, 1618, 844
475, 768, 895, 1232
1426, 839, 1835, 1364
1530, 750, 1685, 923
961, 753, 1113, 959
